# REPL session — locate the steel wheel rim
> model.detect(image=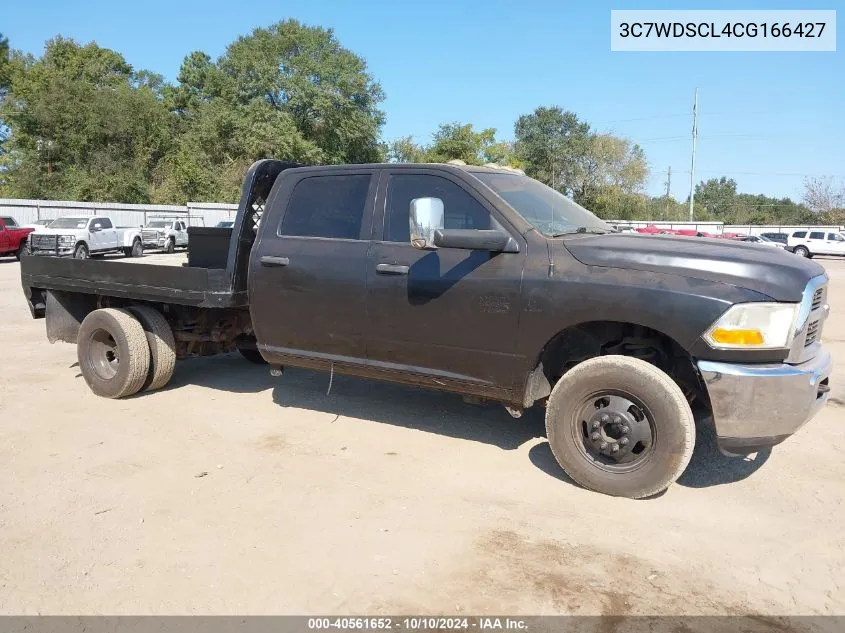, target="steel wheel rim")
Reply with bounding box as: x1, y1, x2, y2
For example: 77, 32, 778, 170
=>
569, 390, 657, 474
87, 328, 120, 380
